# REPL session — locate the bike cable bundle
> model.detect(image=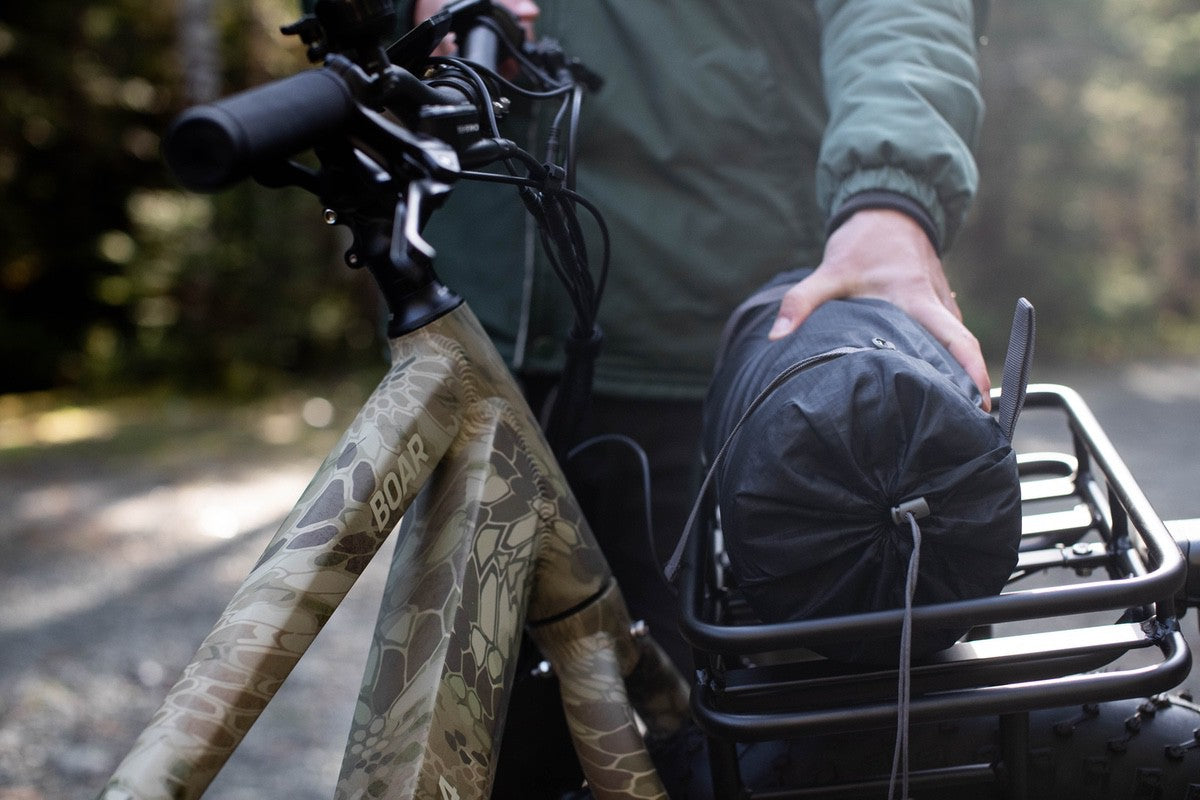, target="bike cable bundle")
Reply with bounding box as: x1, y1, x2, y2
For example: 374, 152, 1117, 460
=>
414, 27, 610, 455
